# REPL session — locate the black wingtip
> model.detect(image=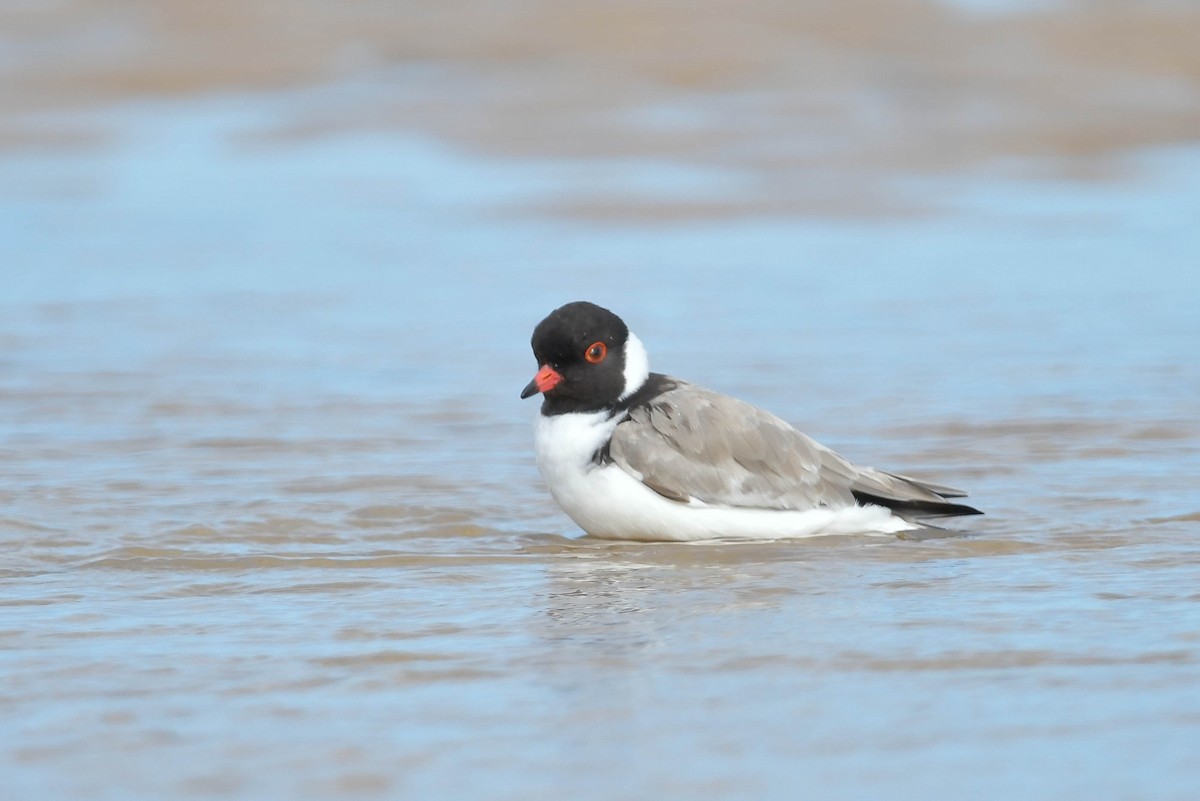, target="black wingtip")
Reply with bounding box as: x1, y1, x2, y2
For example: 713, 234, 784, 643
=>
852, 491, 984, 520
